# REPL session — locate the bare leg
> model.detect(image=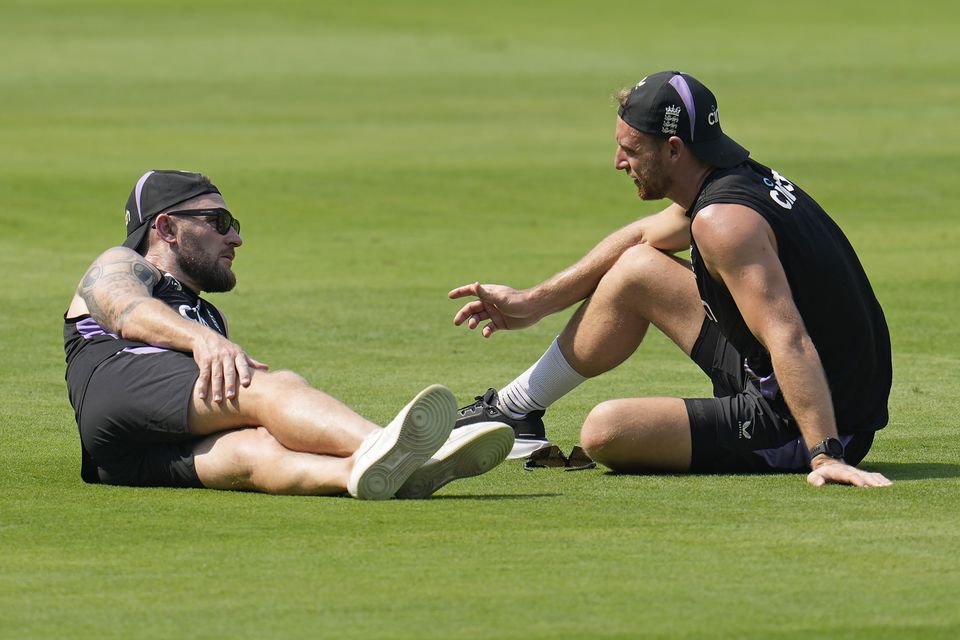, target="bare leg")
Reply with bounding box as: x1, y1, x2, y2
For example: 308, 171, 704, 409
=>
580, 398, 692, 471
192, 383, 458, 499
193, 427, 352, 495
188, 369, 377, 456
559, 246, 705, 471
559, 244, 705, 376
